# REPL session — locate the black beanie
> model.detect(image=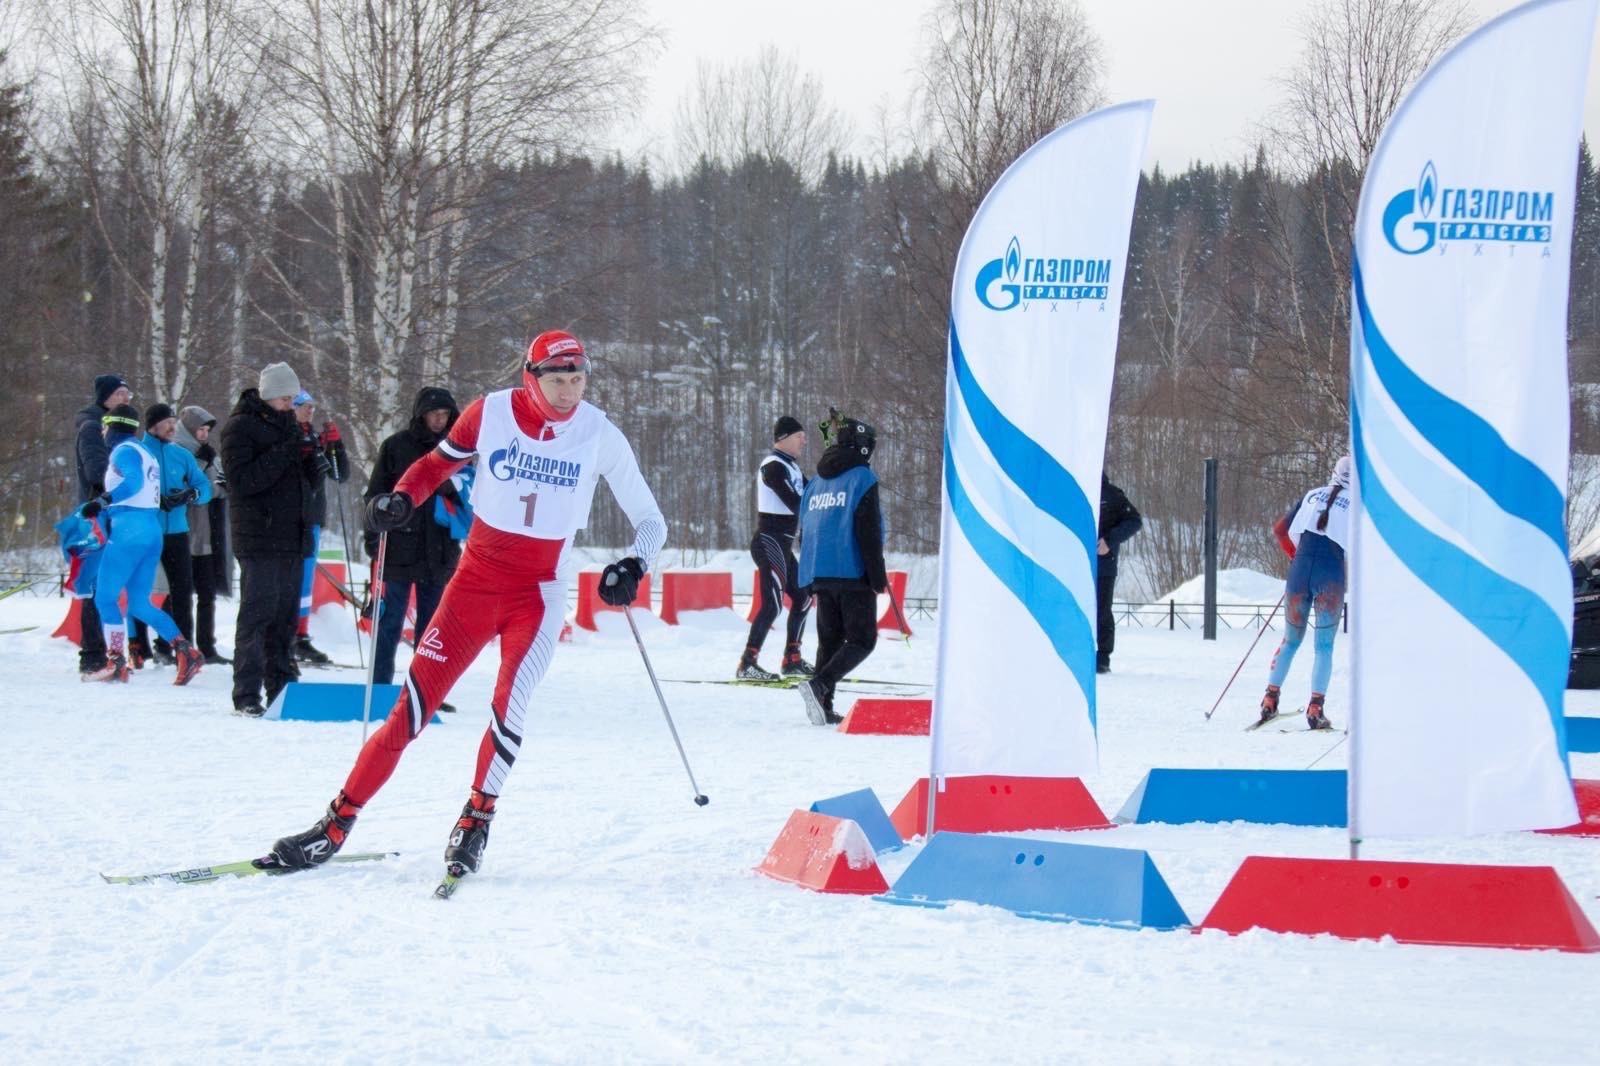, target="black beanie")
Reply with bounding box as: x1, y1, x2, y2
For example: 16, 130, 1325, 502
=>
773, 415, 804, 442
94, 374, 129, 408
144, 402, 176, 429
